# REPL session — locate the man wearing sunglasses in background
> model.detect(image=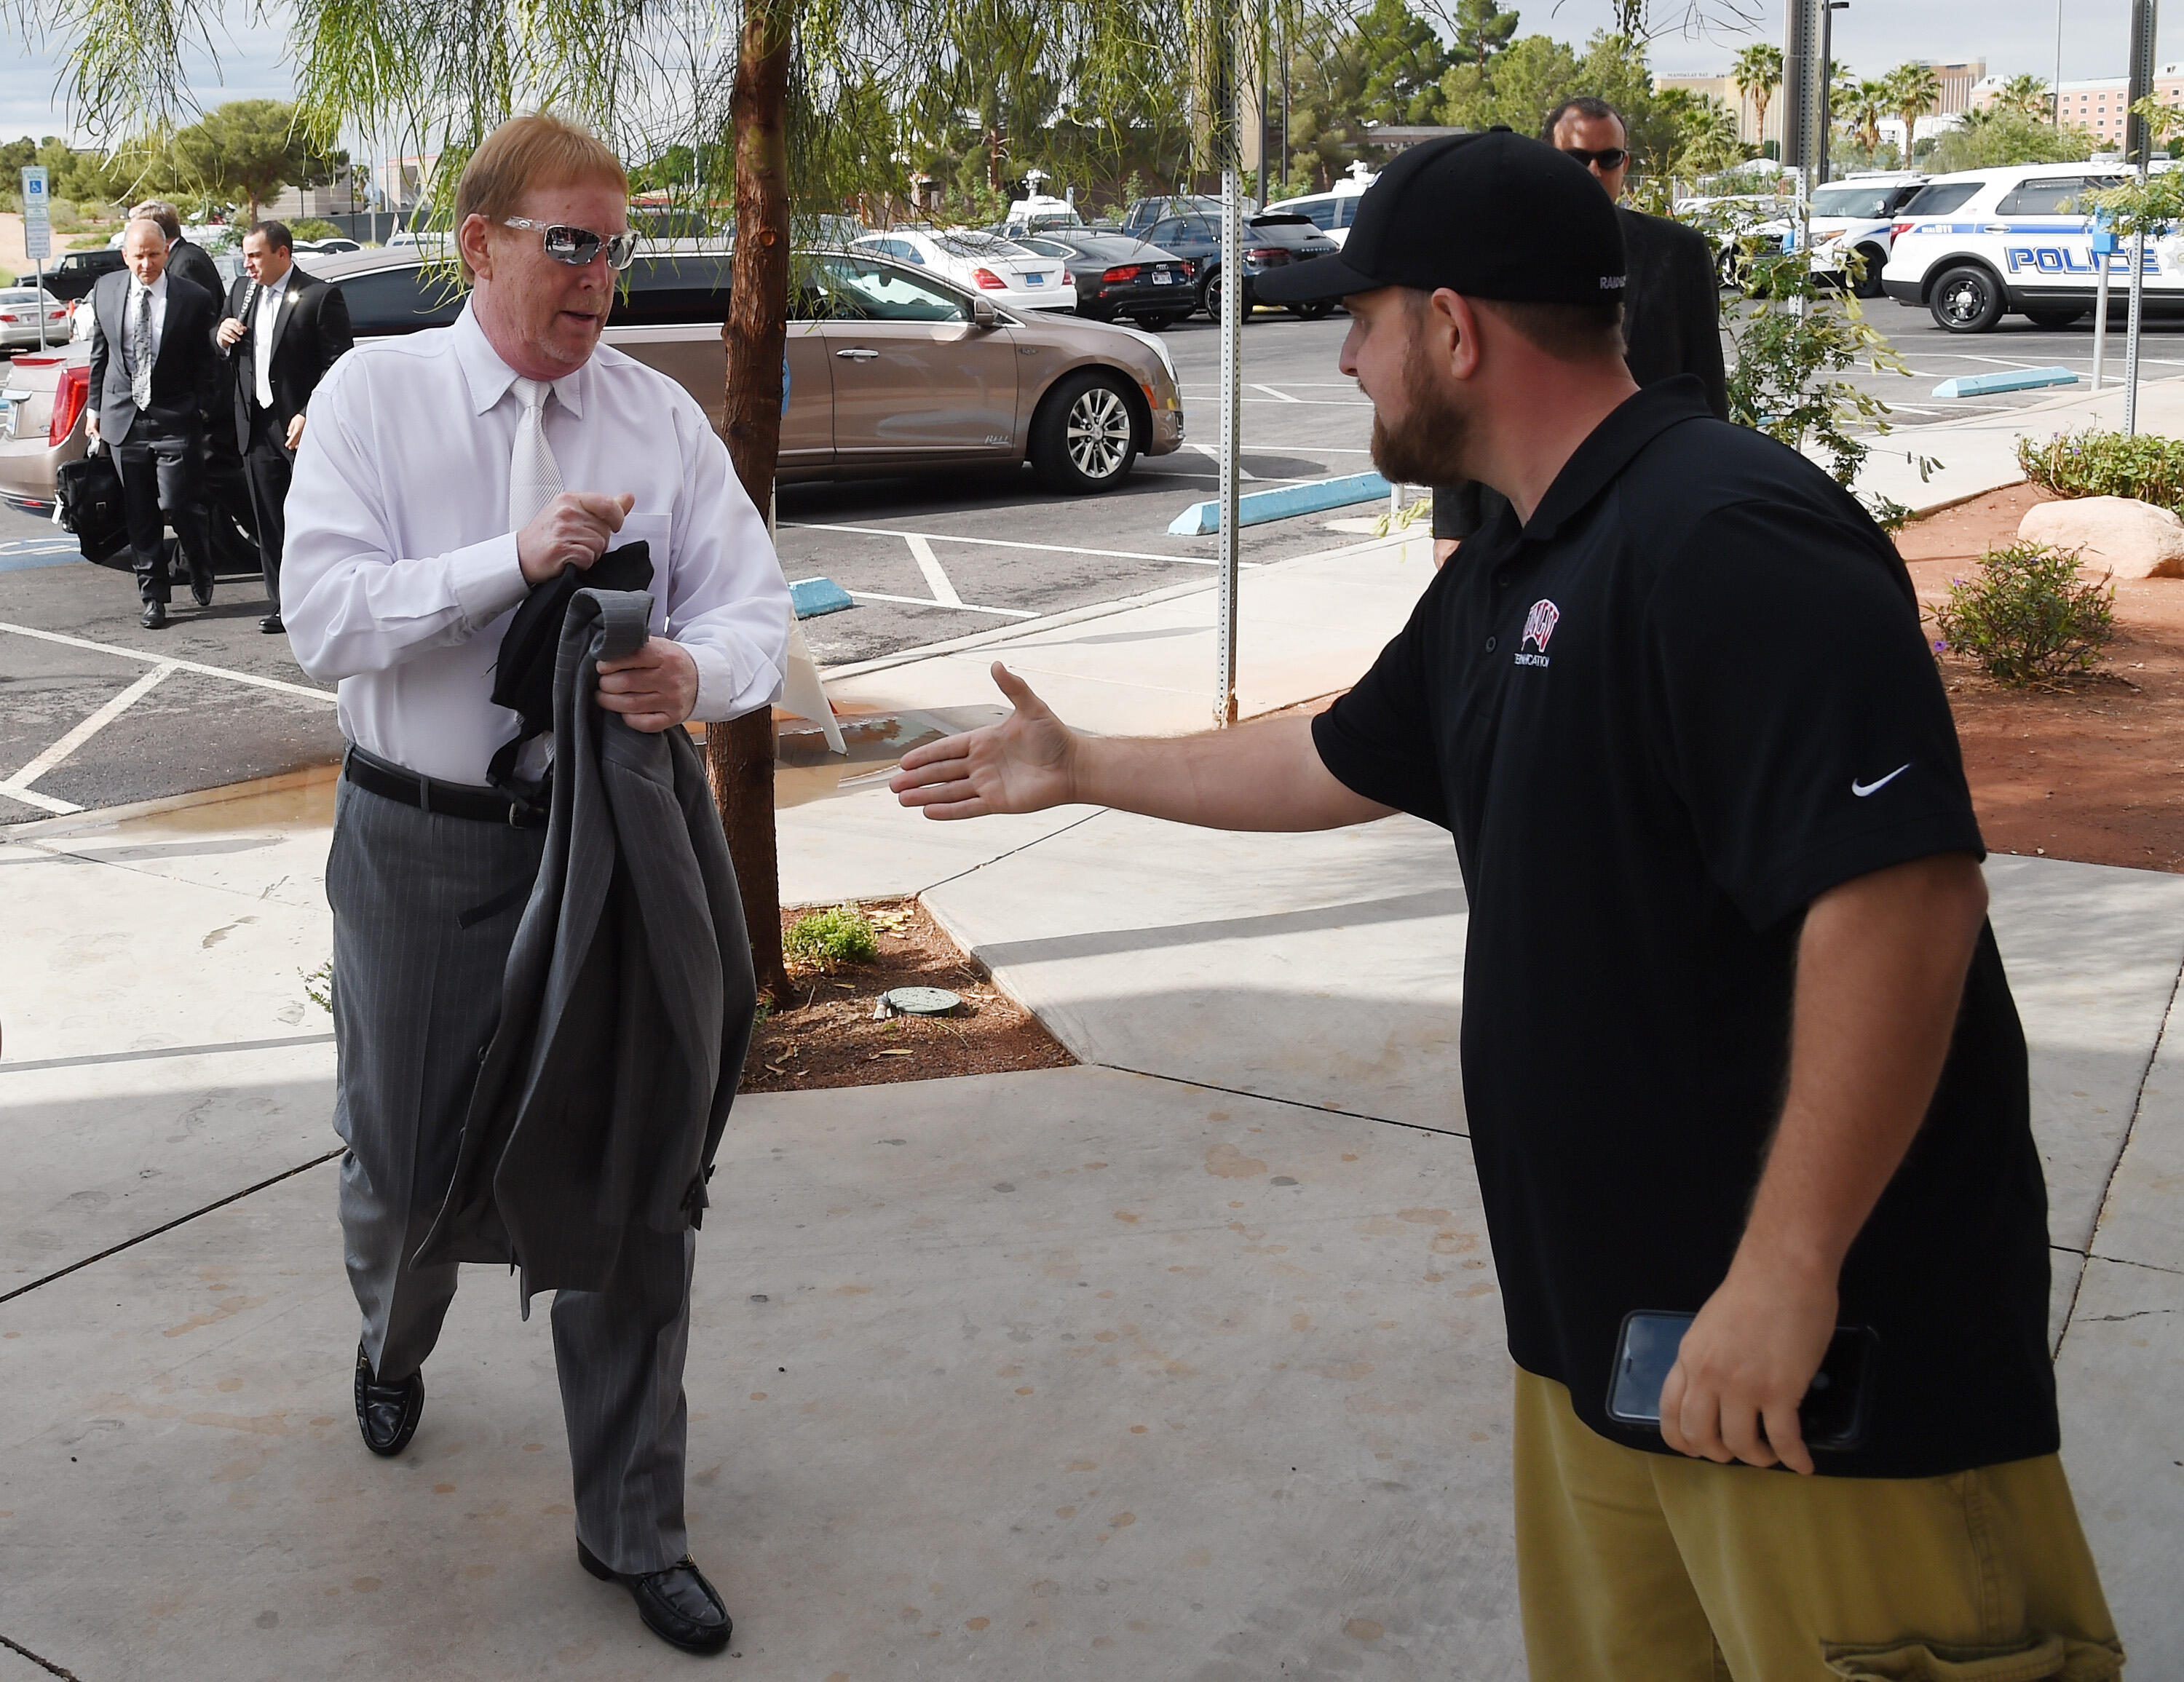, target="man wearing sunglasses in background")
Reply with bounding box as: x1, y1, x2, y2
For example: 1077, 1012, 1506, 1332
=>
1431, 97, 1727, 566
283, 112, 788, 1657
